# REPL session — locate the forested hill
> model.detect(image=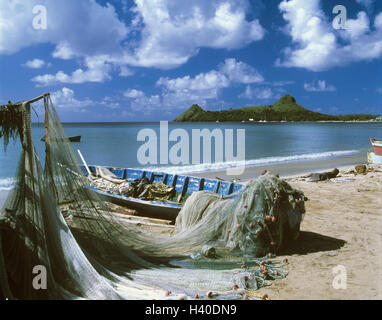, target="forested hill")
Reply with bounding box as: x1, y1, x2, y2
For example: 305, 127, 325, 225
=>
173, 95, 378, 122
